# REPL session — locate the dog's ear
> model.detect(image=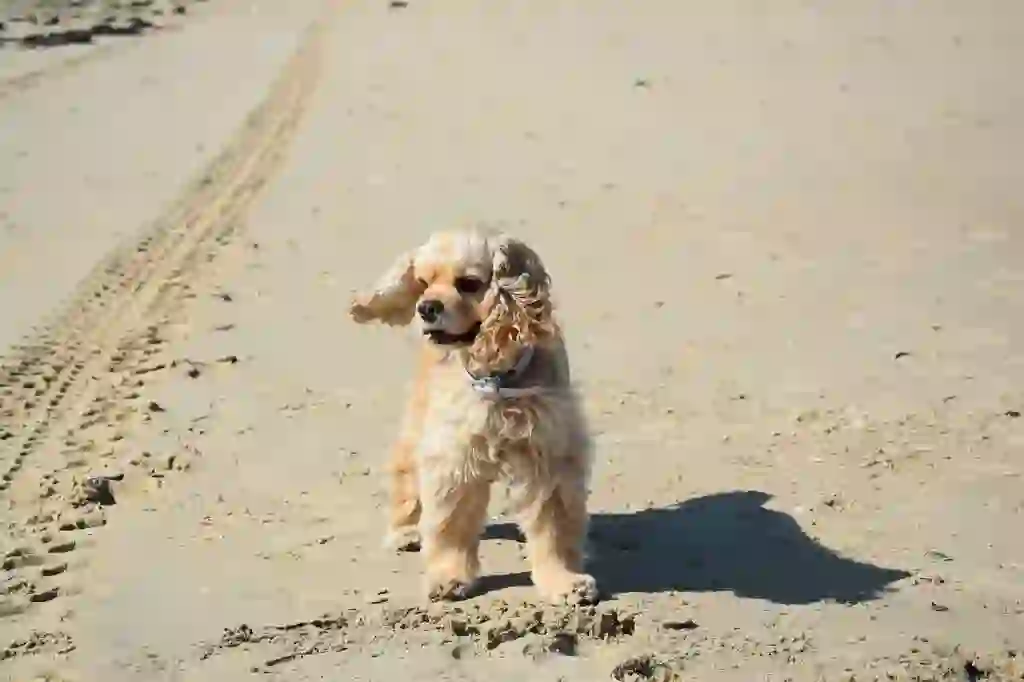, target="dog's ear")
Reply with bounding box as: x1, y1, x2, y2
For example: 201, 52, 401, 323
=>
349, 248, 425, 326
489, 235, 552, 323
470, 235, 555, 369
